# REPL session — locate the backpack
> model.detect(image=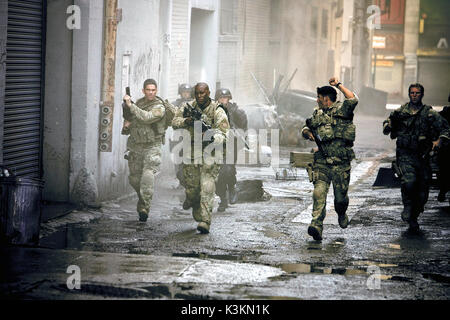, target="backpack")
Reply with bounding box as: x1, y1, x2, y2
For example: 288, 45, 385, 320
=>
156, 96, 176, 130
